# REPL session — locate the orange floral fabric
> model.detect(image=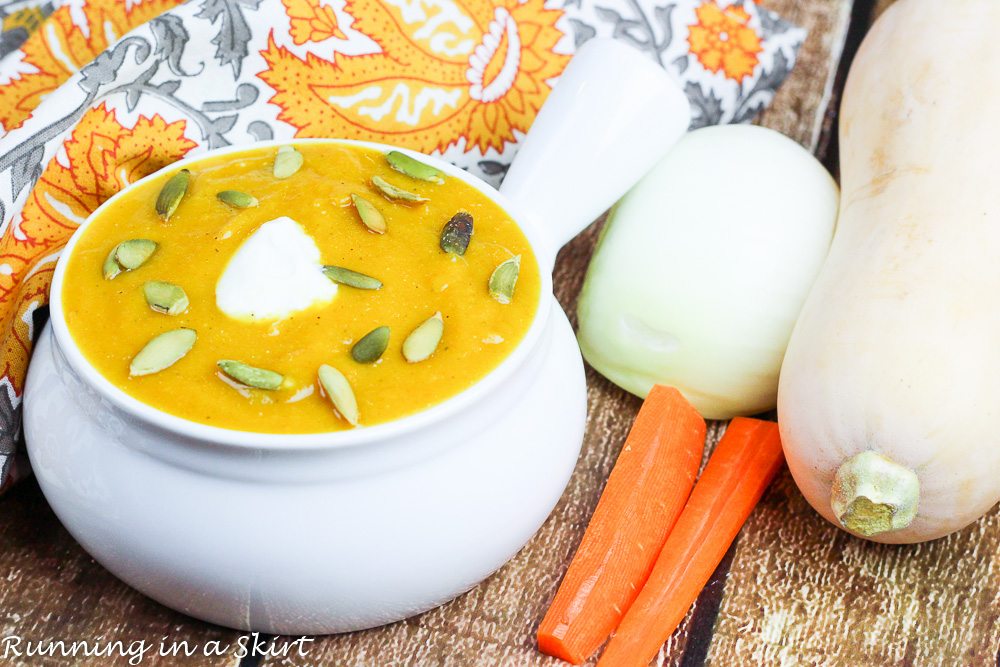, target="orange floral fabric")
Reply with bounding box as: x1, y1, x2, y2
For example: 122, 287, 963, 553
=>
261, 0, 567, 155
284, 0, 347, 43
688, 2, 763, 82
0, 0, 186, 134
